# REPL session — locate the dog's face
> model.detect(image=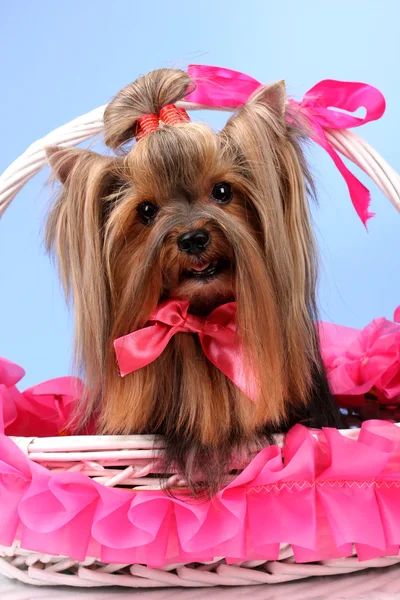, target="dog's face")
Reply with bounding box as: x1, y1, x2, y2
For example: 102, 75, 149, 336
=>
134, 176, 236, 312
104, 124, 264, 318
